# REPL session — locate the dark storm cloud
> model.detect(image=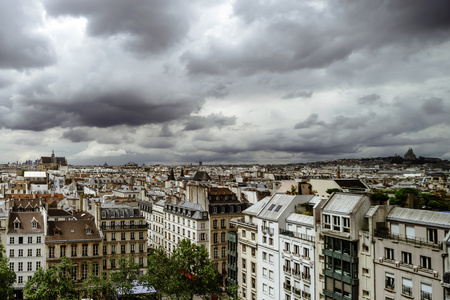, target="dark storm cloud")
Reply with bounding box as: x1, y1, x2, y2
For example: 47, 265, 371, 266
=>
183, 114, 236, 131
422, 97, 446, 115
0, 1, 54, 69
358, 94, 381, 105
62, 128, 92, 143
294, 114, 324, 129
5, 91, 203, 131
43, 0, 190, 54
183, 0, 450, 75
282, 90, 313, 99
